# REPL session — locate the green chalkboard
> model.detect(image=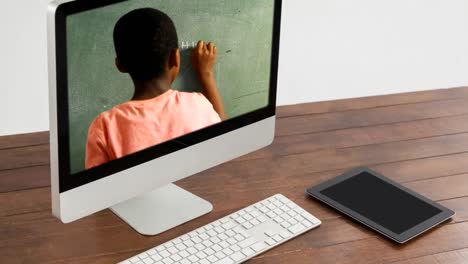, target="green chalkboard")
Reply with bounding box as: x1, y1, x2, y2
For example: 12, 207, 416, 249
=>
67, 0, 275, 173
